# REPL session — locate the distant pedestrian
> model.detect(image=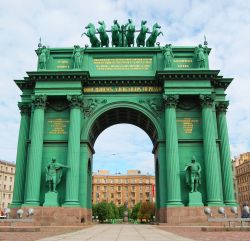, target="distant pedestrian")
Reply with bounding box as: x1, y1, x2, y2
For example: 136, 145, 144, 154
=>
241, 202, 250, 218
